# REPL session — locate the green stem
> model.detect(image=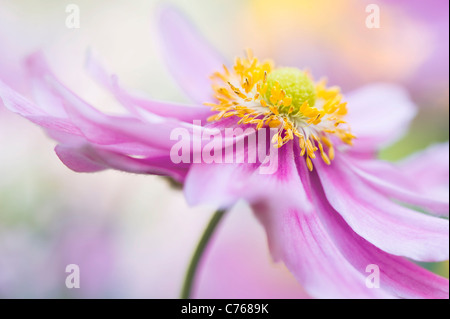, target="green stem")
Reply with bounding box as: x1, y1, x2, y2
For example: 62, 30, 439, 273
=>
180, 209, 226, 299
